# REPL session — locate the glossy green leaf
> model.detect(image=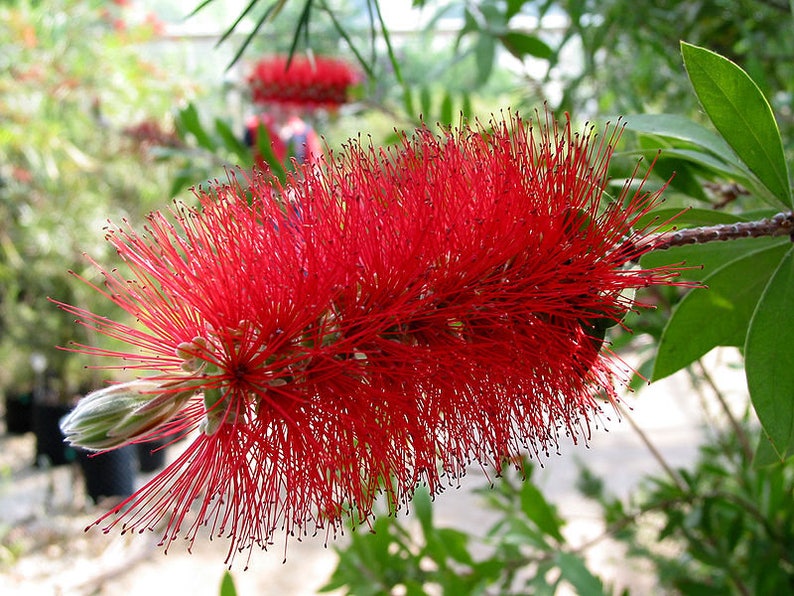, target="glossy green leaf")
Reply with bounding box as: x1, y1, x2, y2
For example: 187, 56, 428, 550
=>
440, 93, 454, 125
501, 32, 553, 60
474, 36, 496, 84
219, 570, 237, 596
650, 147, 750, 182
553, 552, 606, 596
746, 246, 794, 460
753, 431, 794, 467
506, 0, 528, 20
419, 86, 432, 119
621, 113, 742, 169
635, 207, 748, 233
412, 486, 434, 537
681, 42, 792, 207
650, 157, 709, 202
653, 242, 789, 380
214, 118, 251, 164
176, 103, 214, 152
520, 481, 564, 543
